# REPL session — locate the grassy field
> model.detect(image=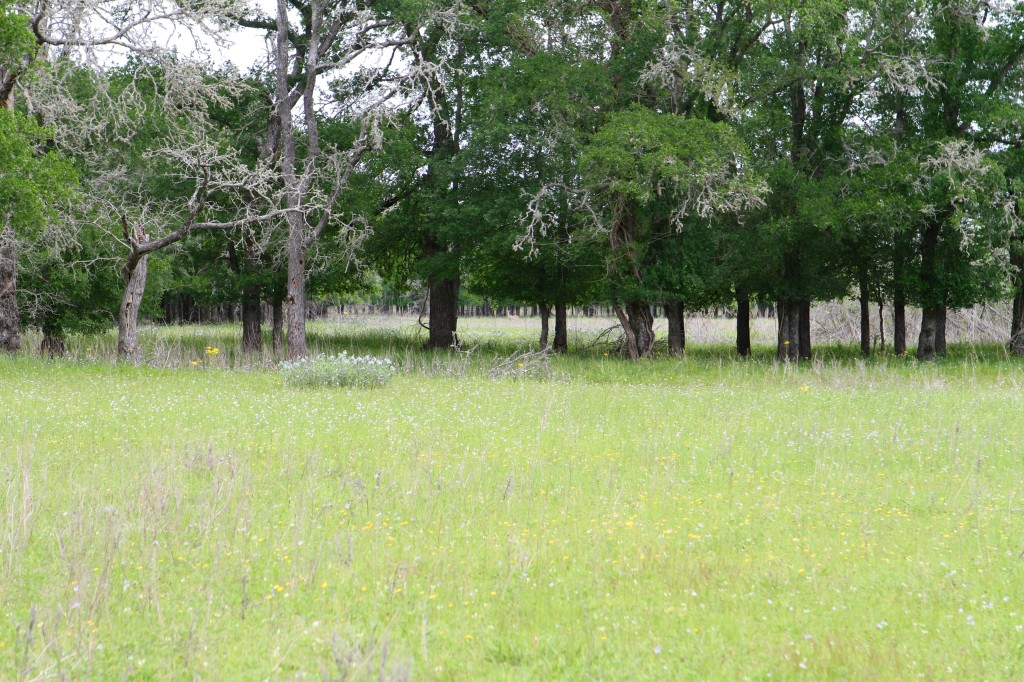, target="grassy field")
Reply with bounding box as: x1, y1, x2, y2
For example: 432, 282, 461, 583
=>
2, 320, 1024, 680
